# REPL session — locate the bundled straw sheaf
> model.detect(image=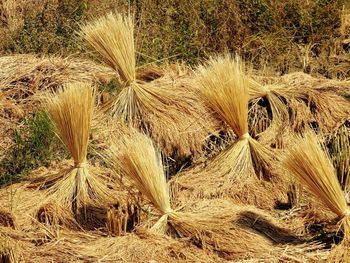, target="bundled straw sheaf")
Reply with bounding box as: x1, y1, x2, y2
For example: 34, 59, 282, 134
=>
80, 12, 154, 123
80, 13, 135, 86
80, 12, 219, 157
178, 55, 275, 190
106, 130, 325, 260
106, 130, 273, 256
170, 55, 279, 200
283, 132, 350, 262
40, 82, 110, 216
